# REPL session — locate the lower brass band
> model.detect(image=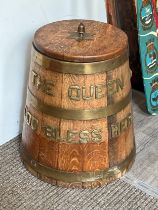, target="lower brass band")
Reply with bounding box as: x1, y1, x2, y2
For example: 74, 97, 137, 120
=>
21, 145, 135, 183
24, 106, 132, 143
27, 88, 132, 120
